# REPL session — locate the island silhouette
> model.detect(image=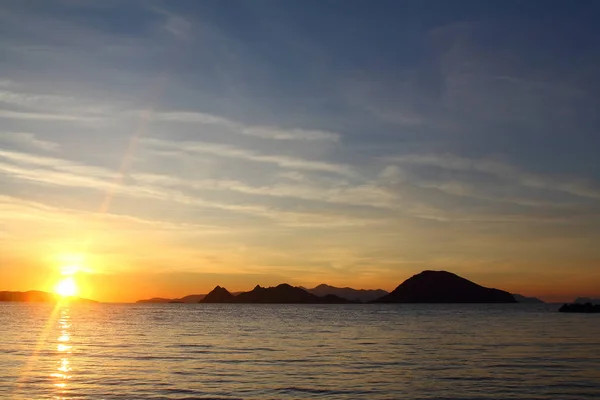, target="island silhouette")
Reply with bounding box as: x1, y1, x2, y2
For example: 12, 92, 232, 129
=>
0, 290, 96, 303
136, 270, 523, 304
202, 284, 356, 304
512, 294, 544, 304
136, 285, 388, 304
372, 270, 517, 303
302, 284, 389, 303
